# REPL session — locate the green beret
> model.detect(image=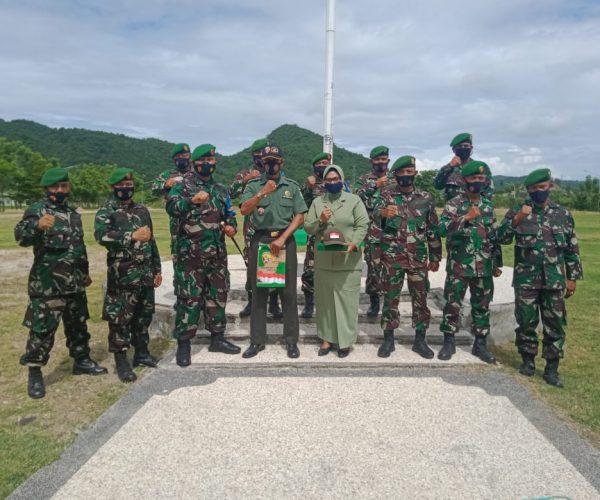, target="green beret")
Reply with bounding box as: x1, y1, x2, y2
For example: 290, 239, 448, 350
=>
41, 167, 69, 187
171, 143, 190, 157
108, 167, 134, 185
461, 160, 489, 178
250, 138, 268, 153
450, 133, 473, 148
524, 168, 552, 188
311, 152, 331, 165
370, 146, 389, 159
390, 155, 416, 174
191, 144, 216, 161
